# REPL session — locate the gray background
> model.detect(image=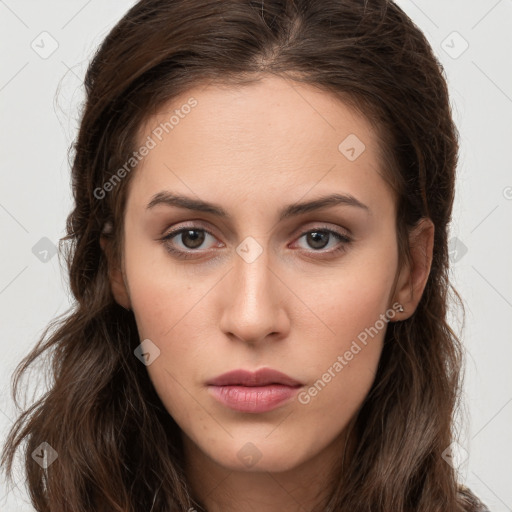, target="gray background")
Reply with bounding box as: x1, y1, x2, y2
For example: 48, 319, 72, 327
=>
1, 1, 511, 510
